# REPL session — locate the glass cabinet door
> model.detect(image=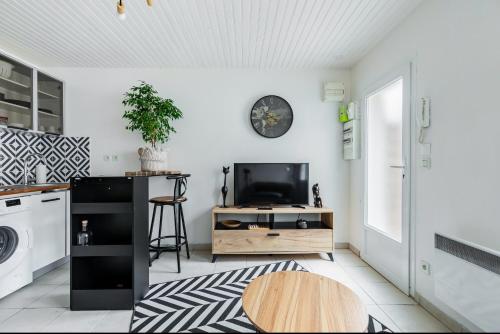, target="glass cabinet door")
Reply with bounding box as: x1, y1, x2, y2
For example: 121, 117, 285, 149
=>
0, 54, 33, 130
37, 72, 63, 135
